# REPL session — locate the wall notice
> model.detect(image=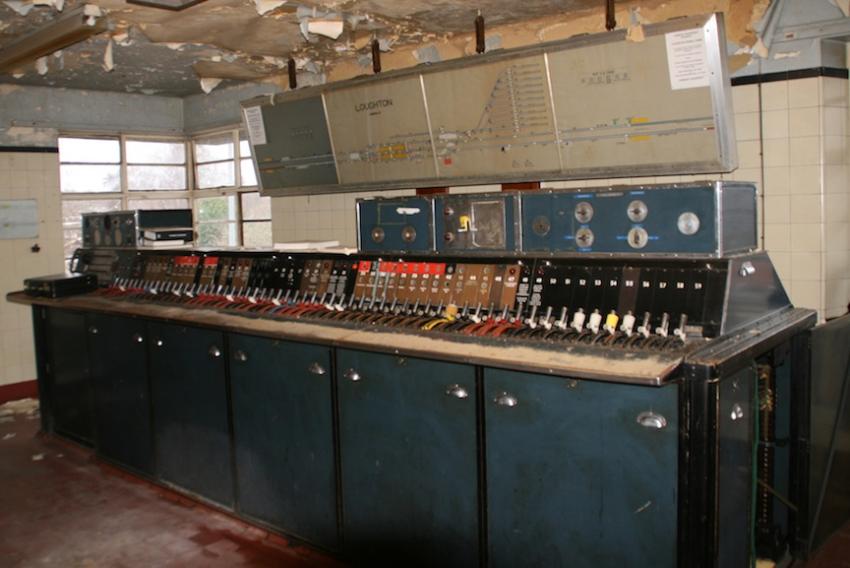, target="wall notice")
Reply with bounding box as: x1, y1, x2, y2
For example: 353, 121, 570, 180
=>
243, 106, 268, 146
0, 199, 38, 239
665, 28, 710, 90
